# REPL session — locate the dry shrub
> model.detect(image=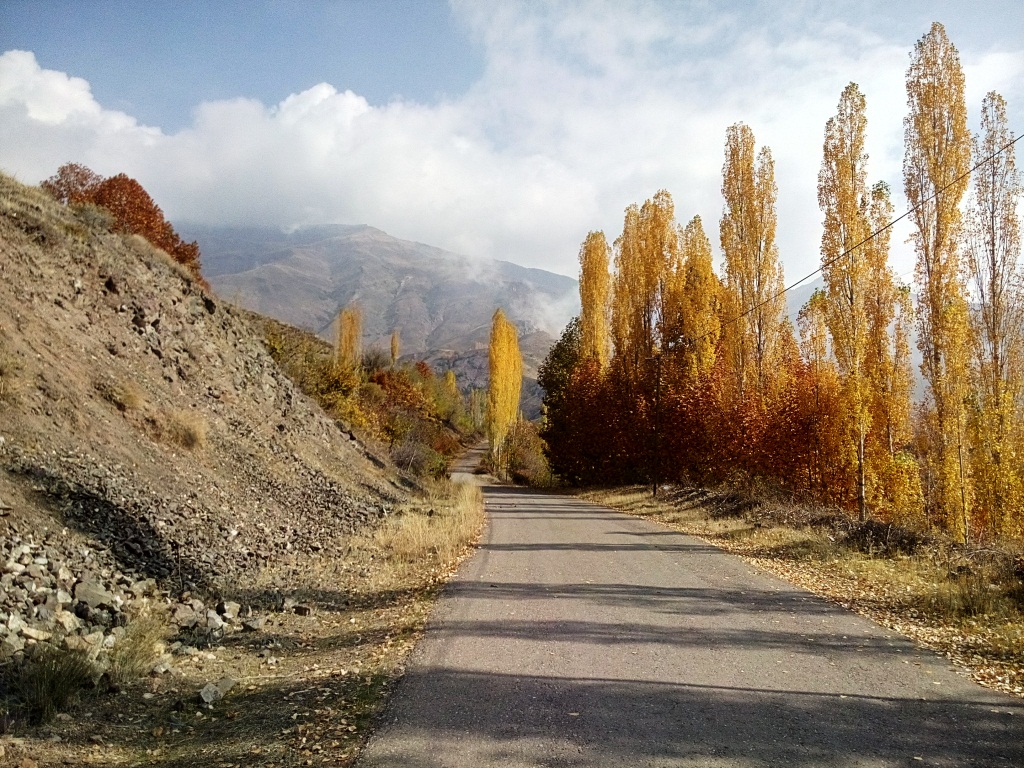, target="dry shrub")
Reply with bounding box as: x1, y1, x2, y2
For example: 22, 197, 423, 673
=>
165, 409, 208, 450
107, 611, 169, 687
96, 379, 145, 412
72, 201, 113, 232
3, 646, 95, 724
